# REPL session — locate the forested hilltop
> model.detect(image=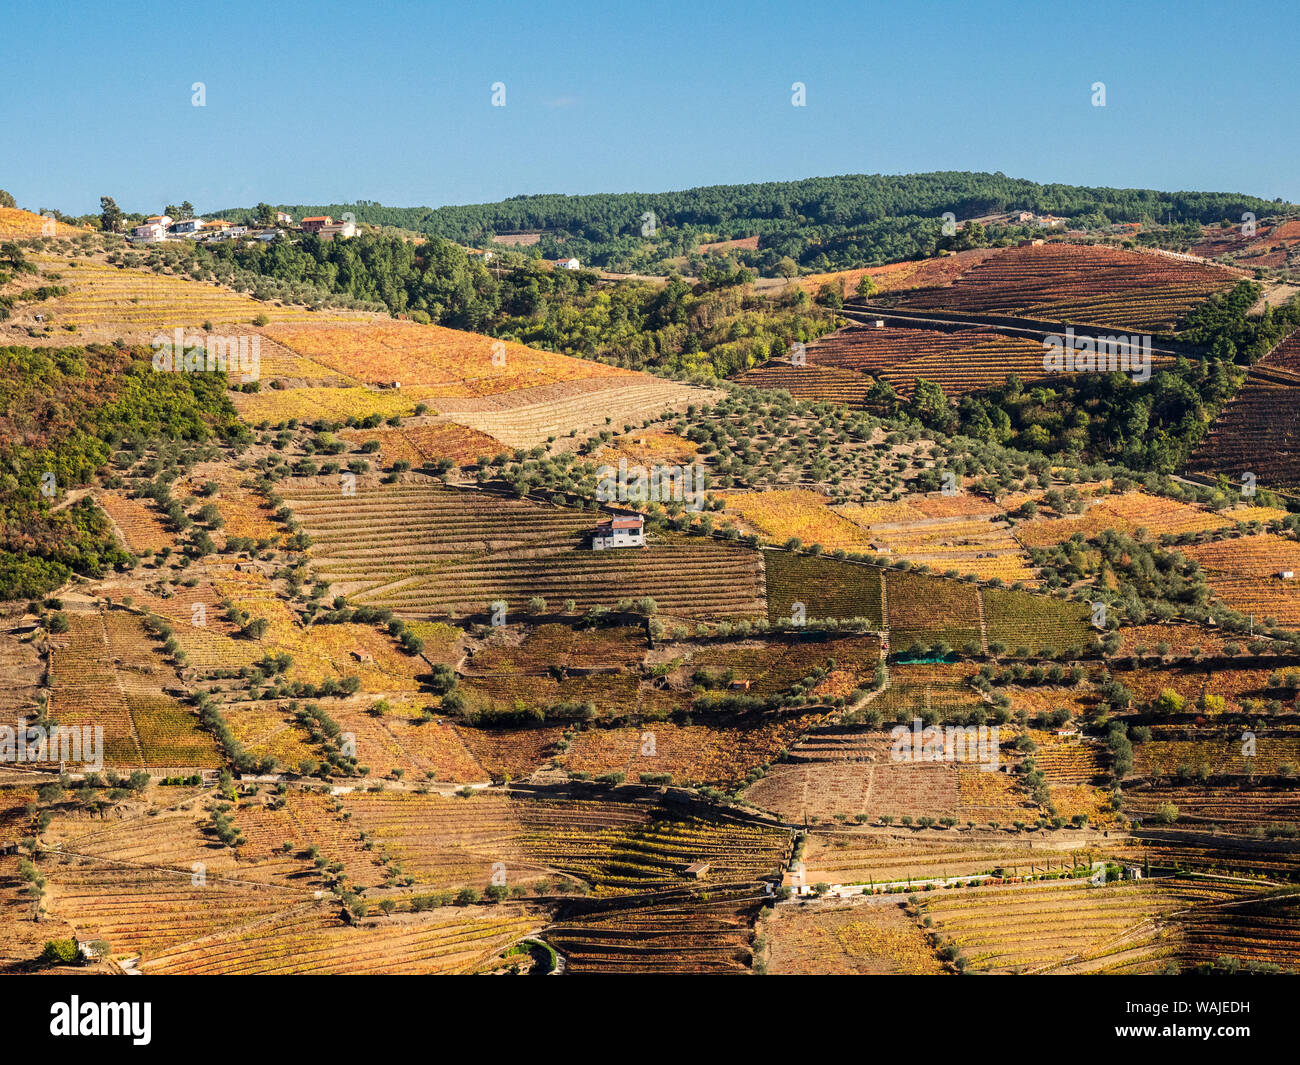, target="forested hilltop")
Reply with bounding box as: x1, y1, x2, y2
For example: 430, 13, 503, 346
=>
208, 171, 1291, 274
